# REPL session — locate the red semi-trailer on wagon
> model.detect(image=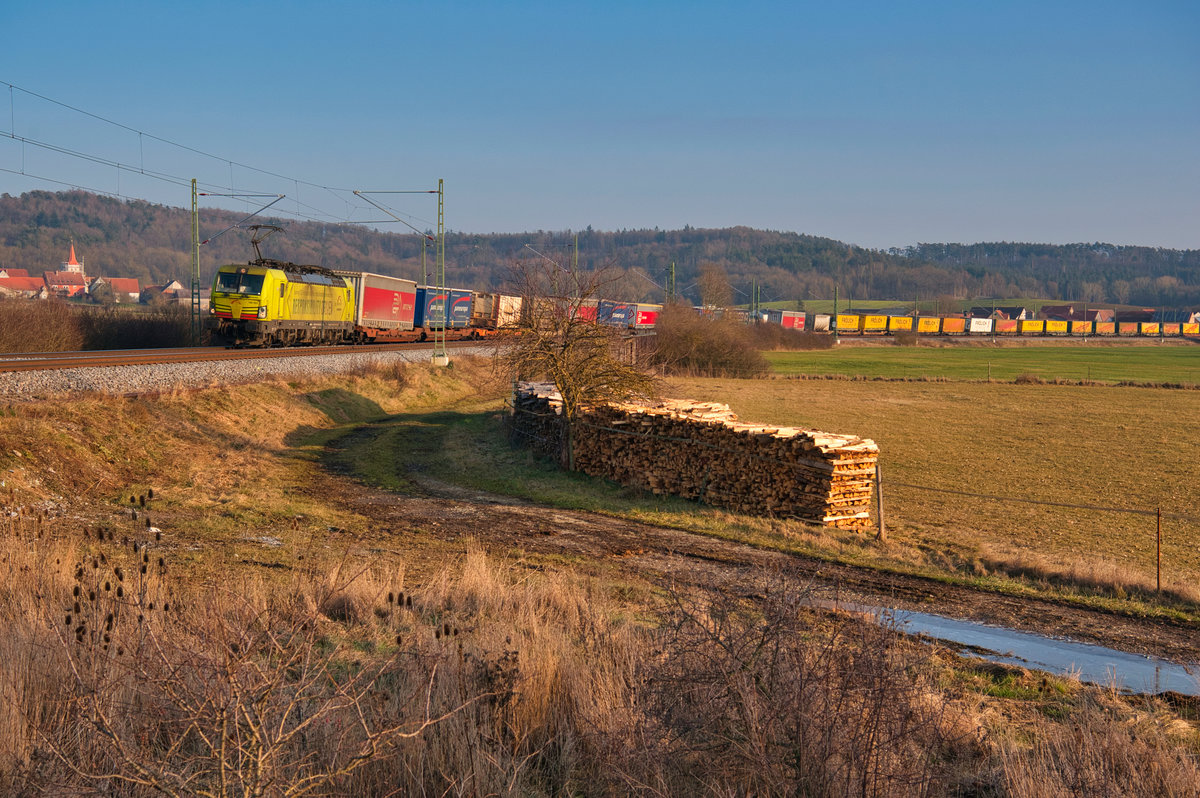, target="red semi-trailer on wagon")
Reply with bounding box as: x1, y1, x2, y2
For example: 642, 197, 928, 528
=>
332, 270, 421, 343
